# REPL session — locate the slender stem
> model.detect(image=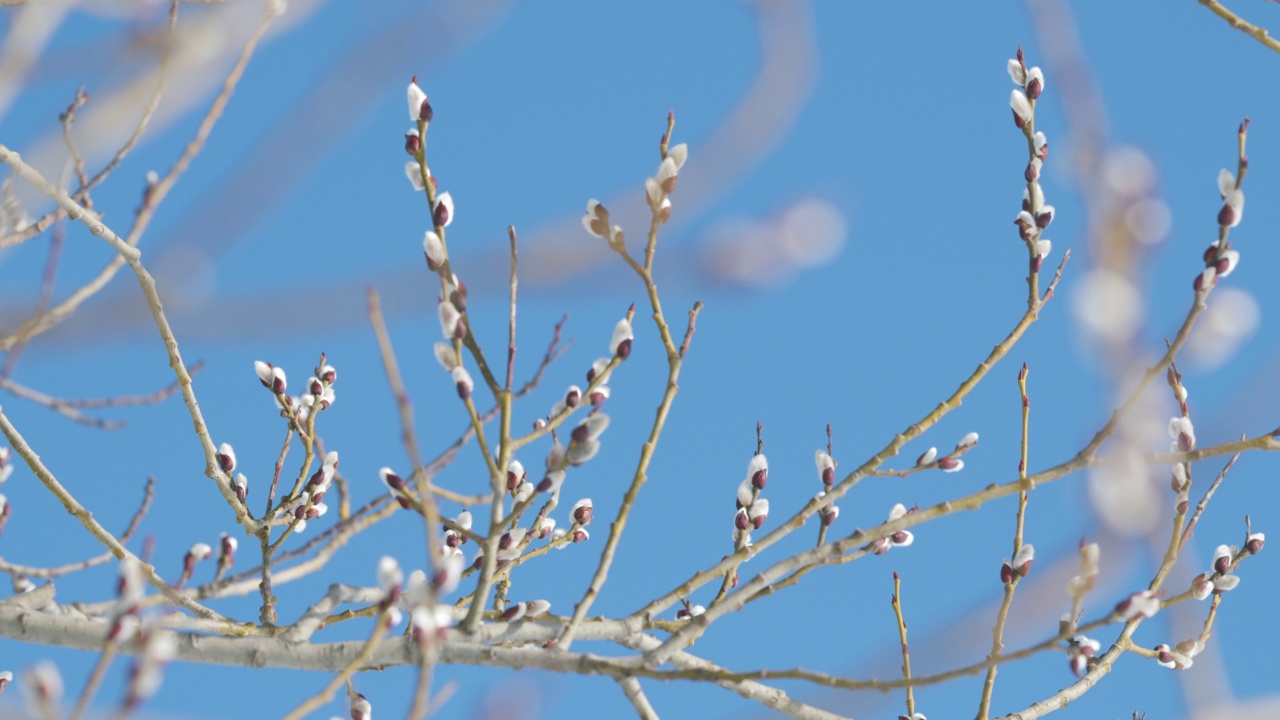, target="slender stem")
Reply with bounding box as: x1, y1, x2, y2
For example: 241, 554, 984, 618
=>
507, 225, 518, 391
634, 256, 1069, 628
367, 290, 442, 563
976, 364, 1032, 719
280, 609, 388, 720
558, 278, 701, 647
0, 145, 257, 532
1199, 0, 1280, 54
0, 405, 237, 623
0, 2, 277, 350
69, 640, 118, 720
890, 572, 914, 717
